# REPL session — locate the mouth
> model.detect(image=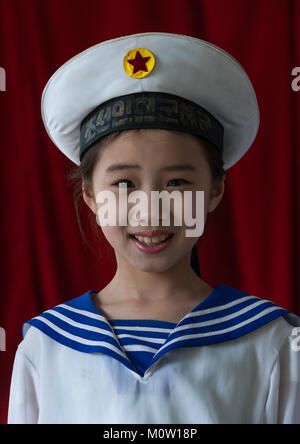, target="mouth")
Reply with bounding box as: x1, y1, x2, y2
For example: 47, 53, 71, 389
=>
129, 232, 174, 245
129, 232, 175, 254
